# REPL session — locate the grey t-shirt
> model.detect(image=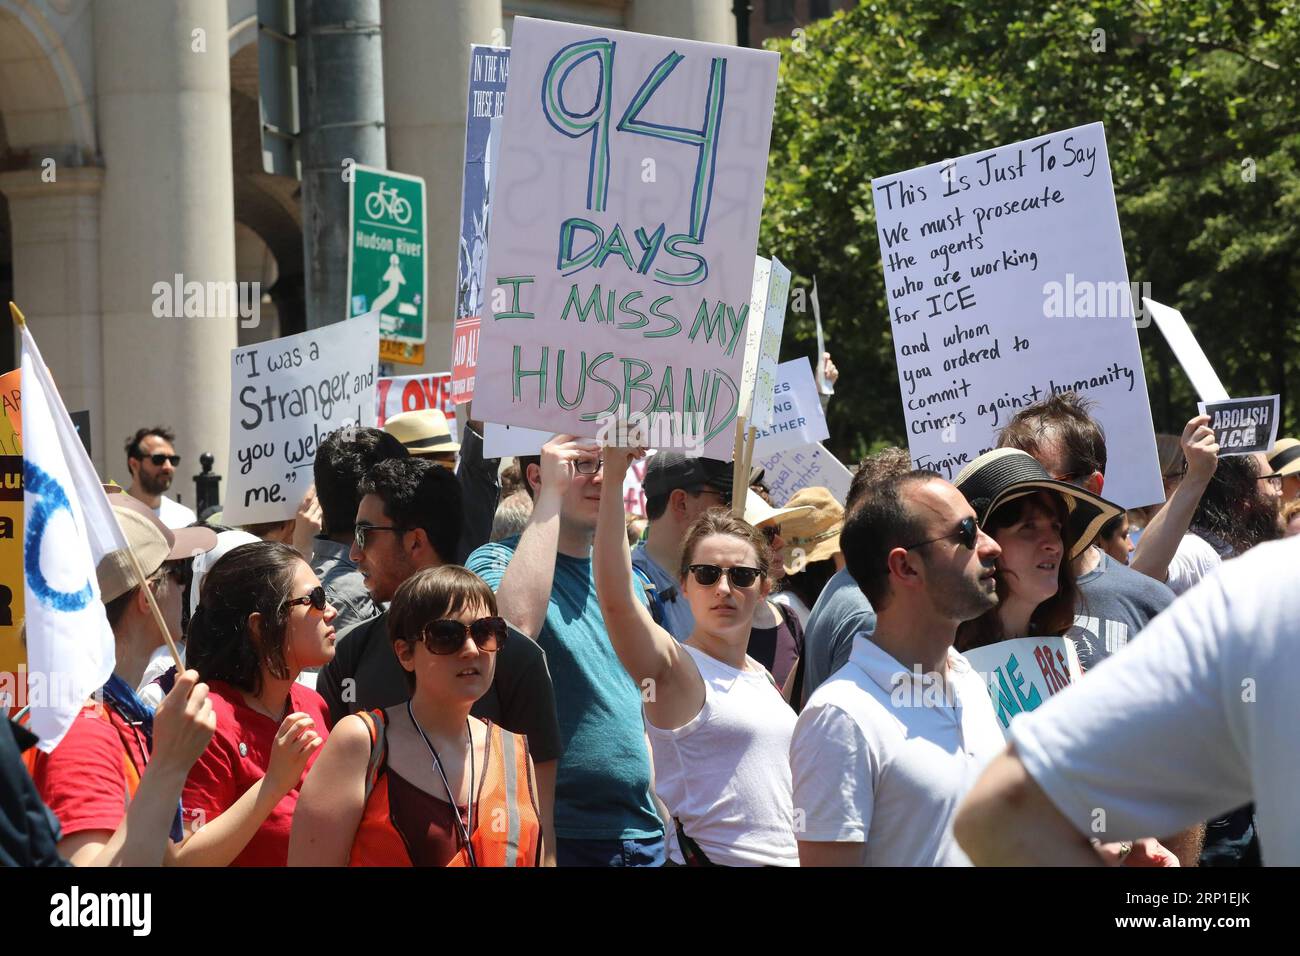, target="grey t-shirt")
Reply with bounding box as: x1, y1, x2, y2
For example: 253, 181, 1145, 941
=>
800, 567, 877, 708
630, 543, 694, 642
1069, 549, 1175, 671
